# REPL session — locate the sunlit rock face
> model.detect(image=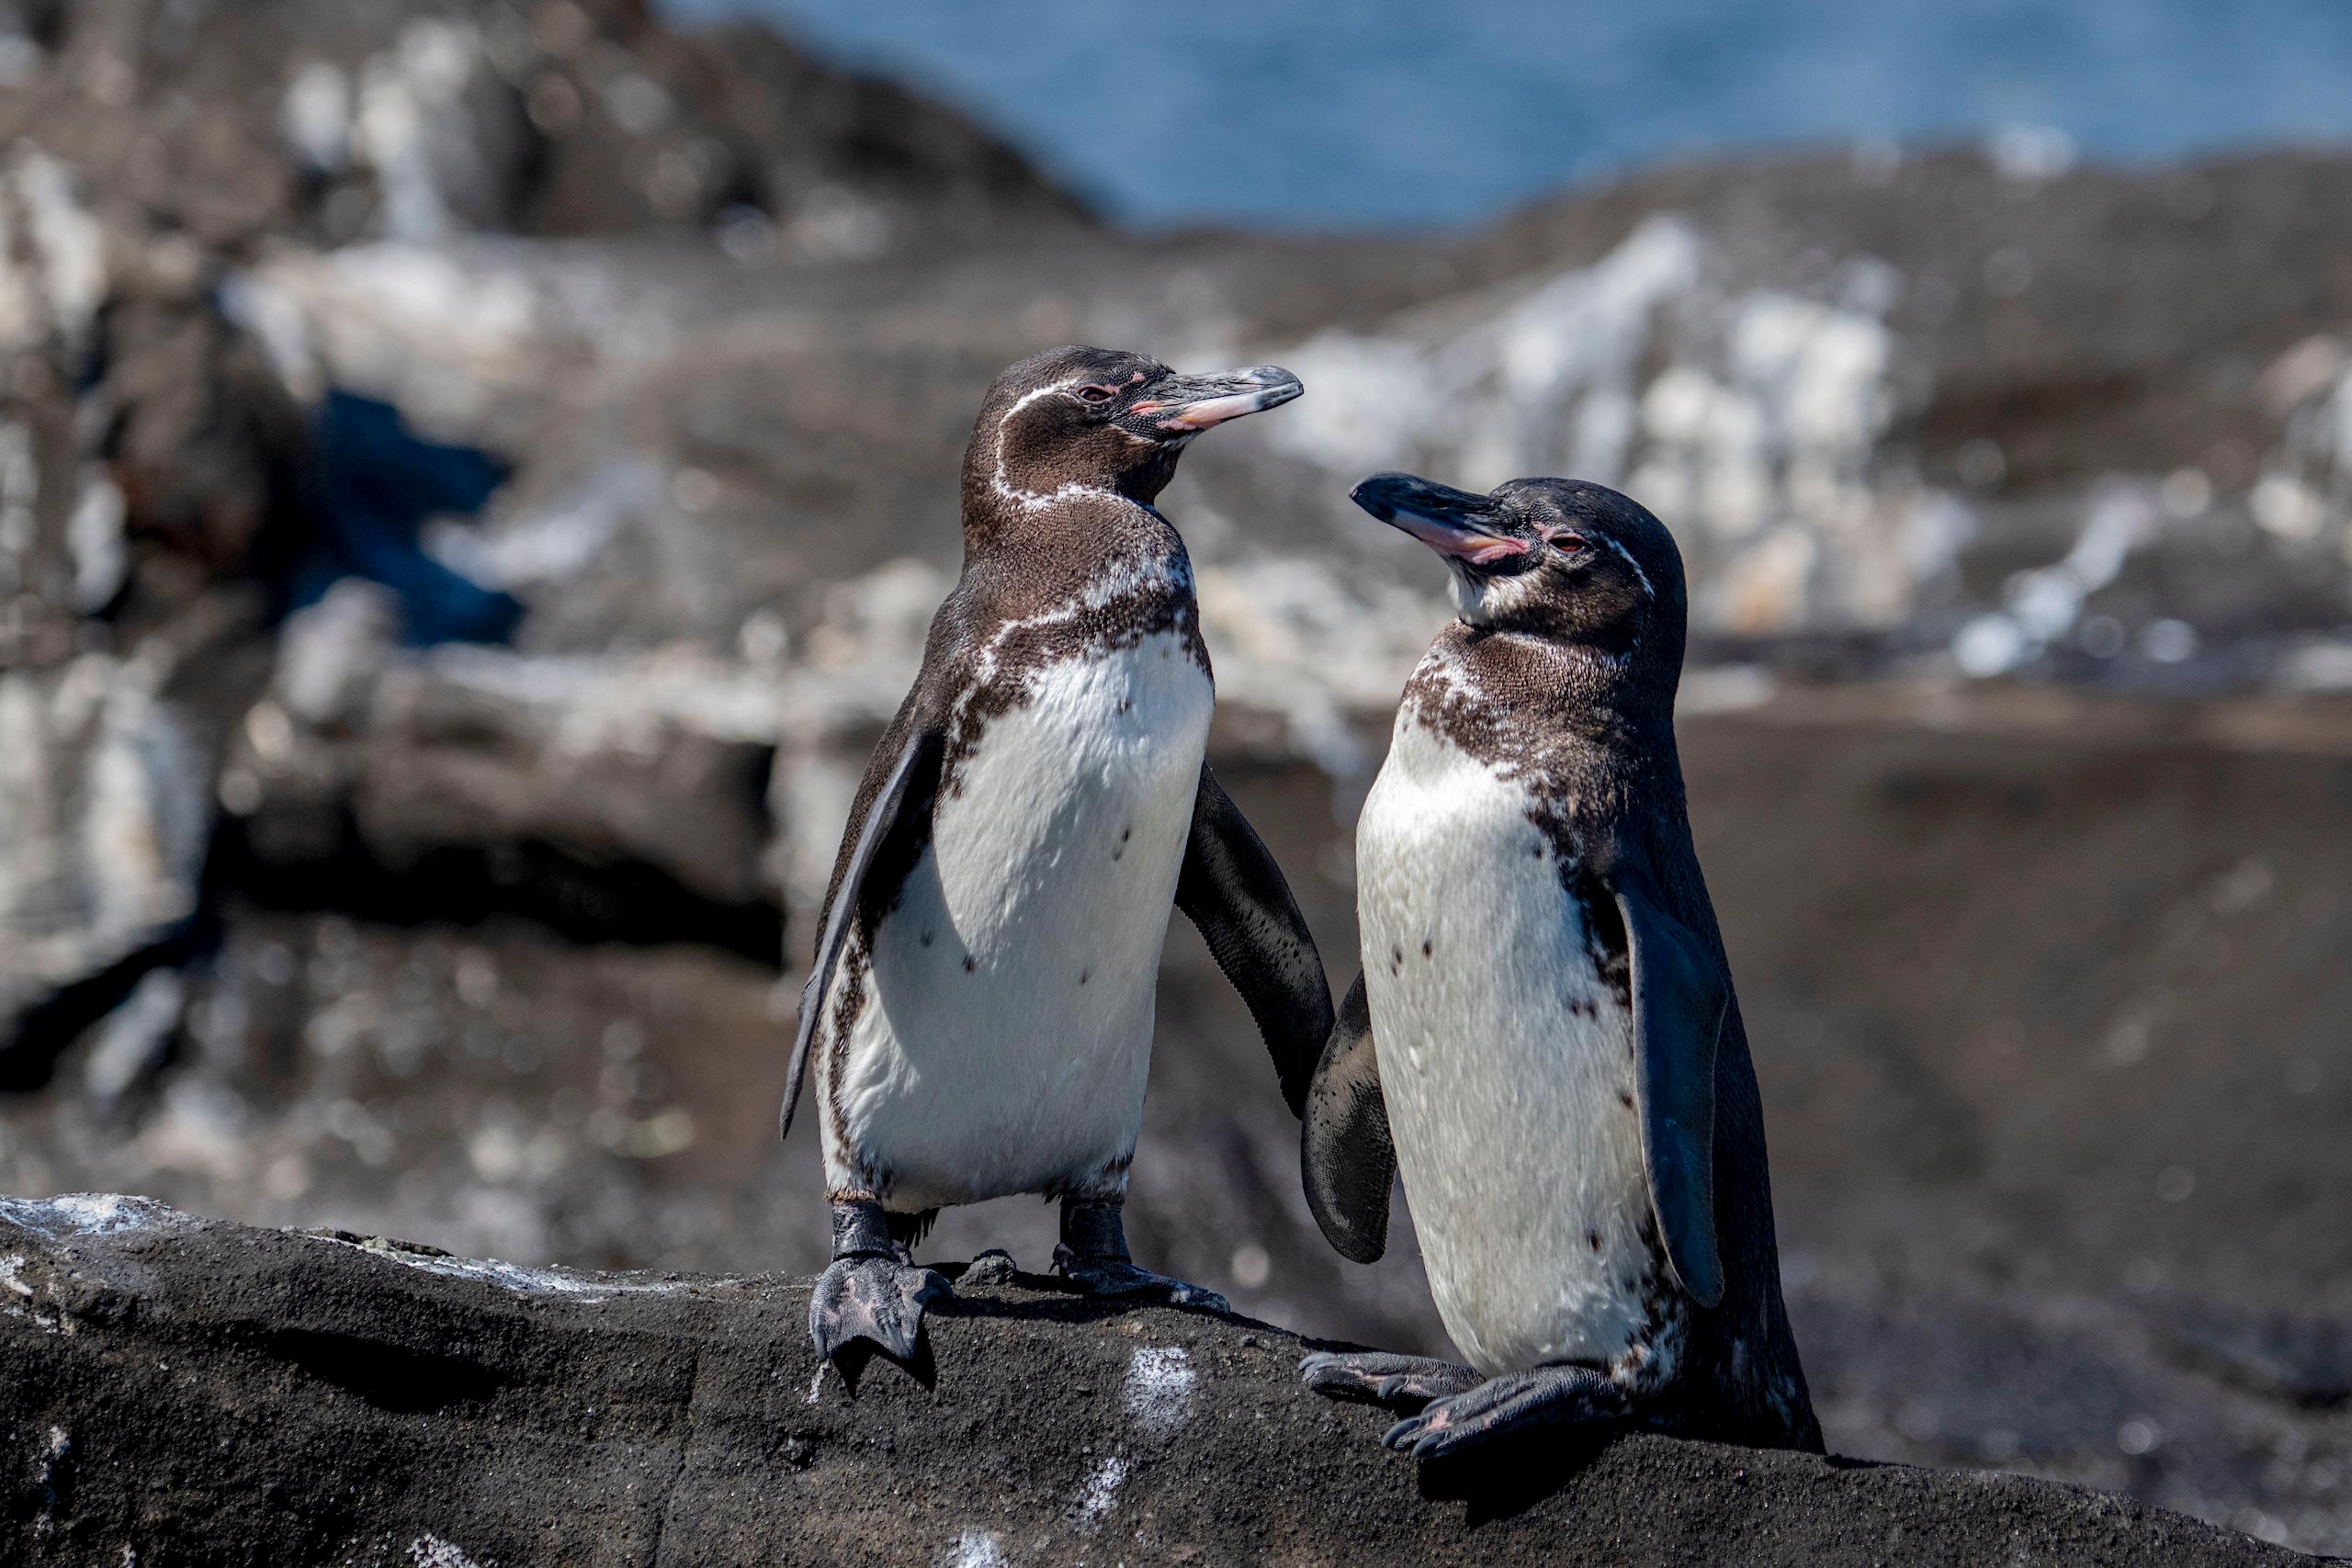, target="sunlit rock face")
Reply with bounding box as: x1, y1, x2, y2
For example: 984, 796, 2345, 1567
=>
1261, 216, 1961, 643
1215, 158, 2352, 689
0, 657, 207, 1060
